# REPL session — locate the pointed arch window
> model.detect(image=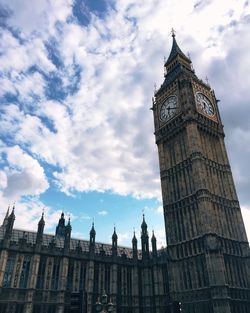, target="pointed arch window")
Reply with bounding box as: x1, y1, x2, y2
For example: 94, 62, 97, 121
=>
3, 253, 16, 287
36, 256, 46, 289
51, 258, 60, 290
19, 255, 31, 288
